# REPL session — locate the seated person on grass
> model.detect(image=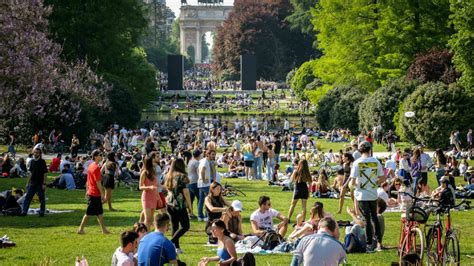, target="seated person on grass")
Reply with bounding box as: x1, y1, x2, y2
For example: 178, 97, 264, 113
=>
49, 154, 61, 172
250, 196, 289, 238
47, 164, 76, 190
112, 231, 139, 266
